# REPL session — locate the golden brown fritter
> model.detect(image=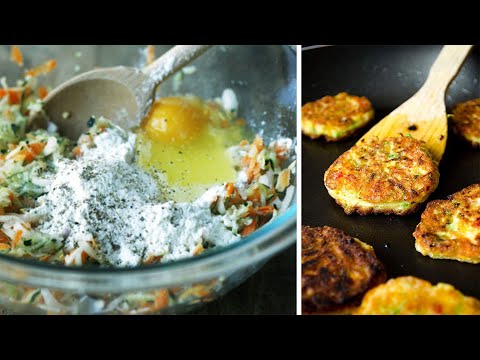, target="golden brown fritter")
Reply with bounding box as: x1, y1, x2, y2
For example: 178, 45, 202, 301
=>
355, 276, 480, 315
414, 183, 480, 264
451, 98, 480, 147
324, 136, 439, 215
302, 92, 374, 141
302, 226, 386, 314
